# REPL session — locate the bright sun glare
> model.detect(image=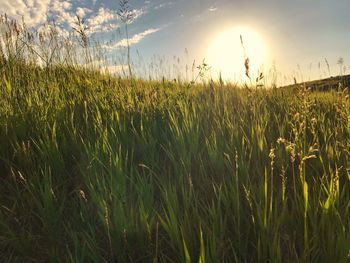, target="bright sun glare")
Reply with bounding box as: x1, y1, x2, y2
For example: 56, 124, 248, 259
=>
206, 26, 268, 82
